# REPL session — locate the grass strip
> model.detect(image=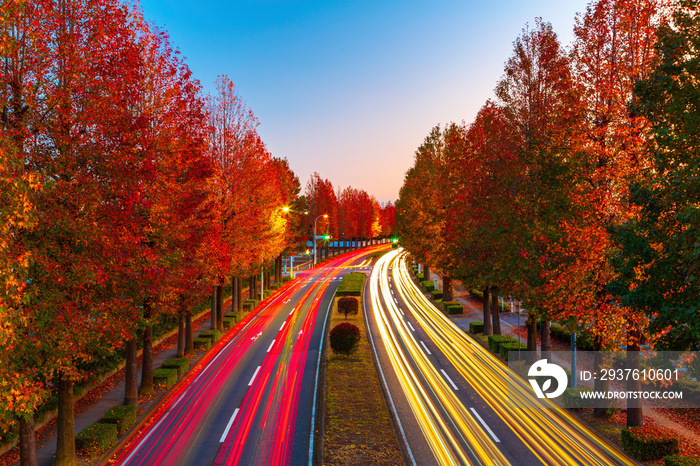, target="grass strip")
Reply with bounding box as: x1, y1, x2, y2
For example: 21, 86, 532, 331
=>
323, 296, 402, 465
